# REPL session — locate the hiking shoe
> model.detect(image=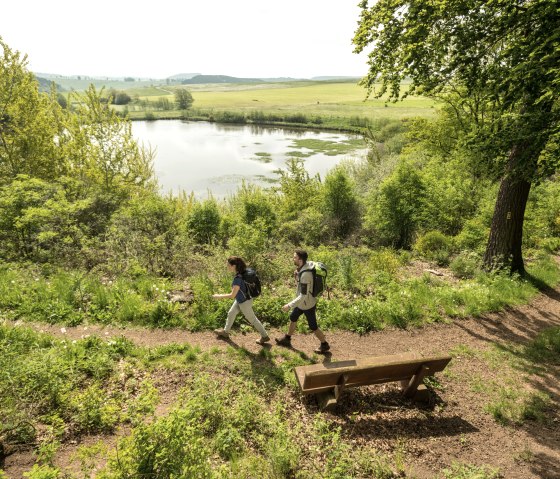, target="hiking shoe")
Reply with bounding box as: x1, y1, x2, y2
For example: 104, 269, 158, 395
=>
275, 335, 292, 347
214, 328, 230, 339
314, 342, 331, 354
255, 336, 270, 345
